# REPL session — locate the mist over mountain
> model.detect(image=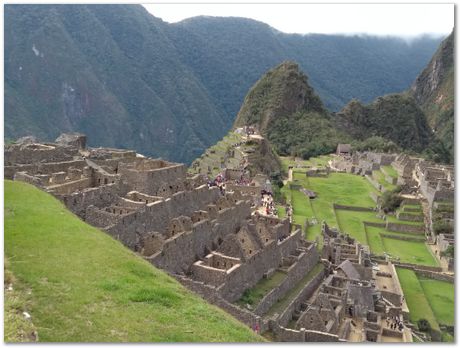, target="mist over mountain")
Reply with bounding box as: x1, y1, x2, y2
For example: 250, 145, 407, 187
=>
4, 4, 444, 163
